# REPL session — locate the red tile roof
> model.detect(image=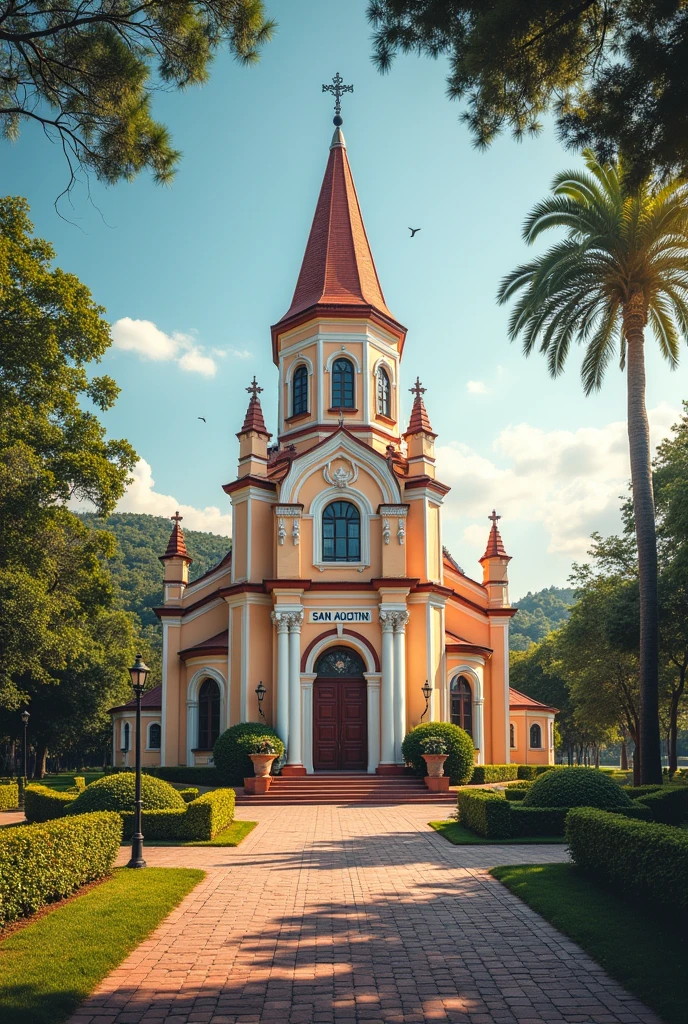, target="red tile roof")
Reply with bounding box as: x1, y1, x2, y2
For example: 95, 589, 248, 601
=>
160, 513, 192, 563
240, 395, 269, 435
275, 129, 398, 329
109, 684, 162, 714
509, 687, 558, 713
480, 511, 510, 561
179, 630, 229, 661
405, 393, 435, 436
